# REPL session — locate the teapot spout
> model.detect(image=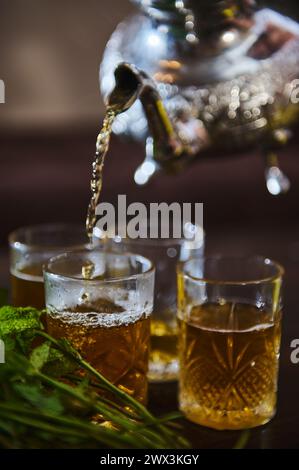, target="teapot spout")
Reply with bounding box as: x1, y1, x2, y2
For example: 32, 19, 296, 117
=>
107, 63, 143, 113
109, 63, 195, 170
